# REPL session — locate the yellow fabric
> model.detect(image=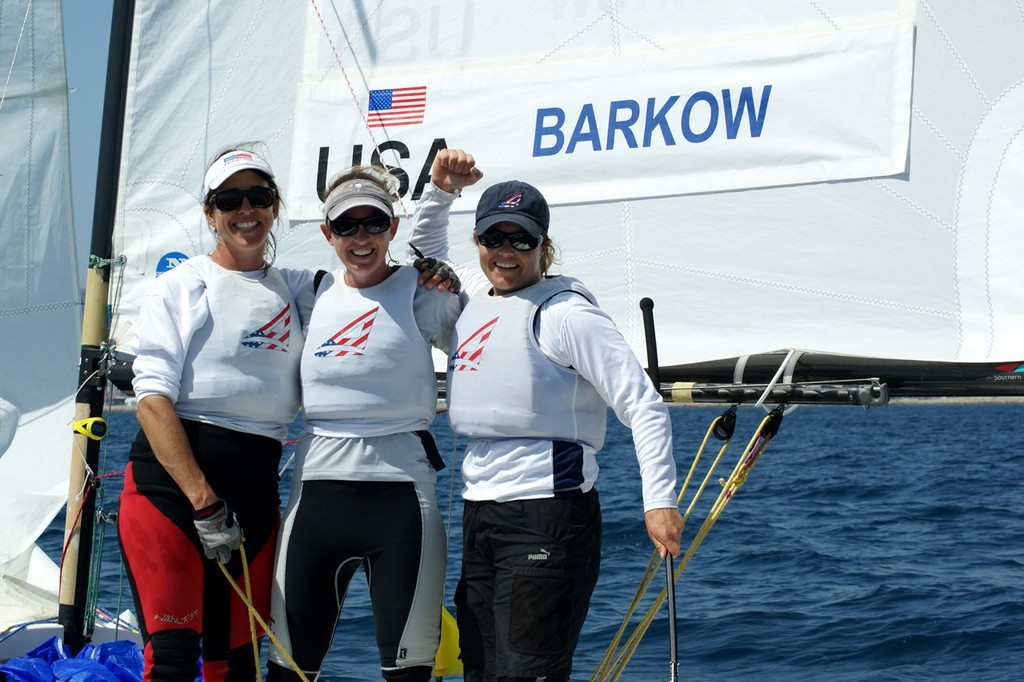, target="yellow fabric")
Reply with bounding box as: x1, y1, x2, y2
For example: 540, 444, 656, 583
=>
434, 606, 463, 676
